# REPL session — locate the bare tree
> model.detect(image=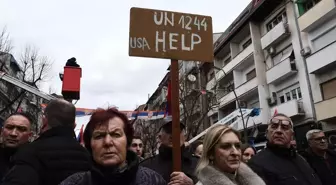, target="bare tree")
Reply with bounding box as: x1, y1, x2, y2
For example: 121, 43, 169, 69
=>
179, 71, 218, 140
0, 27, 13, 53
0, 45, 52, 115
133, 119, 164, 157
